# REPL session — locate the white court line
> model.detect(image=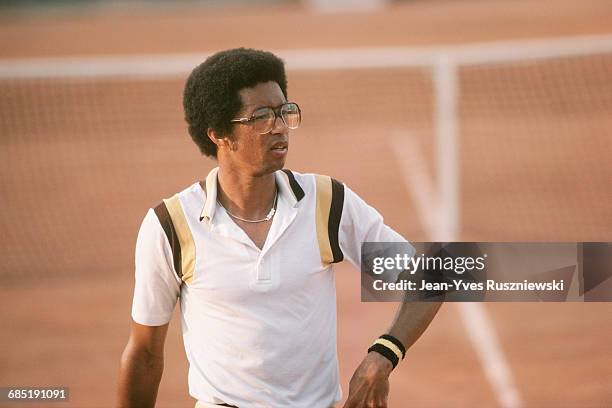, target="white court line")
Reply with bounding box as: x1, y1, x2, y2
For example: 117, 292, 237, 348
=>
458, 303, 522, 408
389, 132, 440, 238
1, 34, 612, 78
391, 133, 522, 408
